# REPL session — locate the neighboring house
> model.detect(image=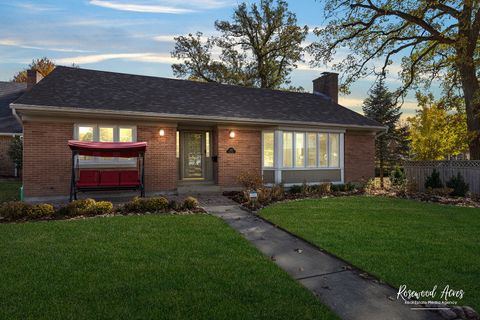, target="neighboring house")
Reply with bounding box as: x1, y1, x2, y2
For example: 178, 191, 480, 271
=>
11, 67, 384, 201
0, 81, 26, 177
